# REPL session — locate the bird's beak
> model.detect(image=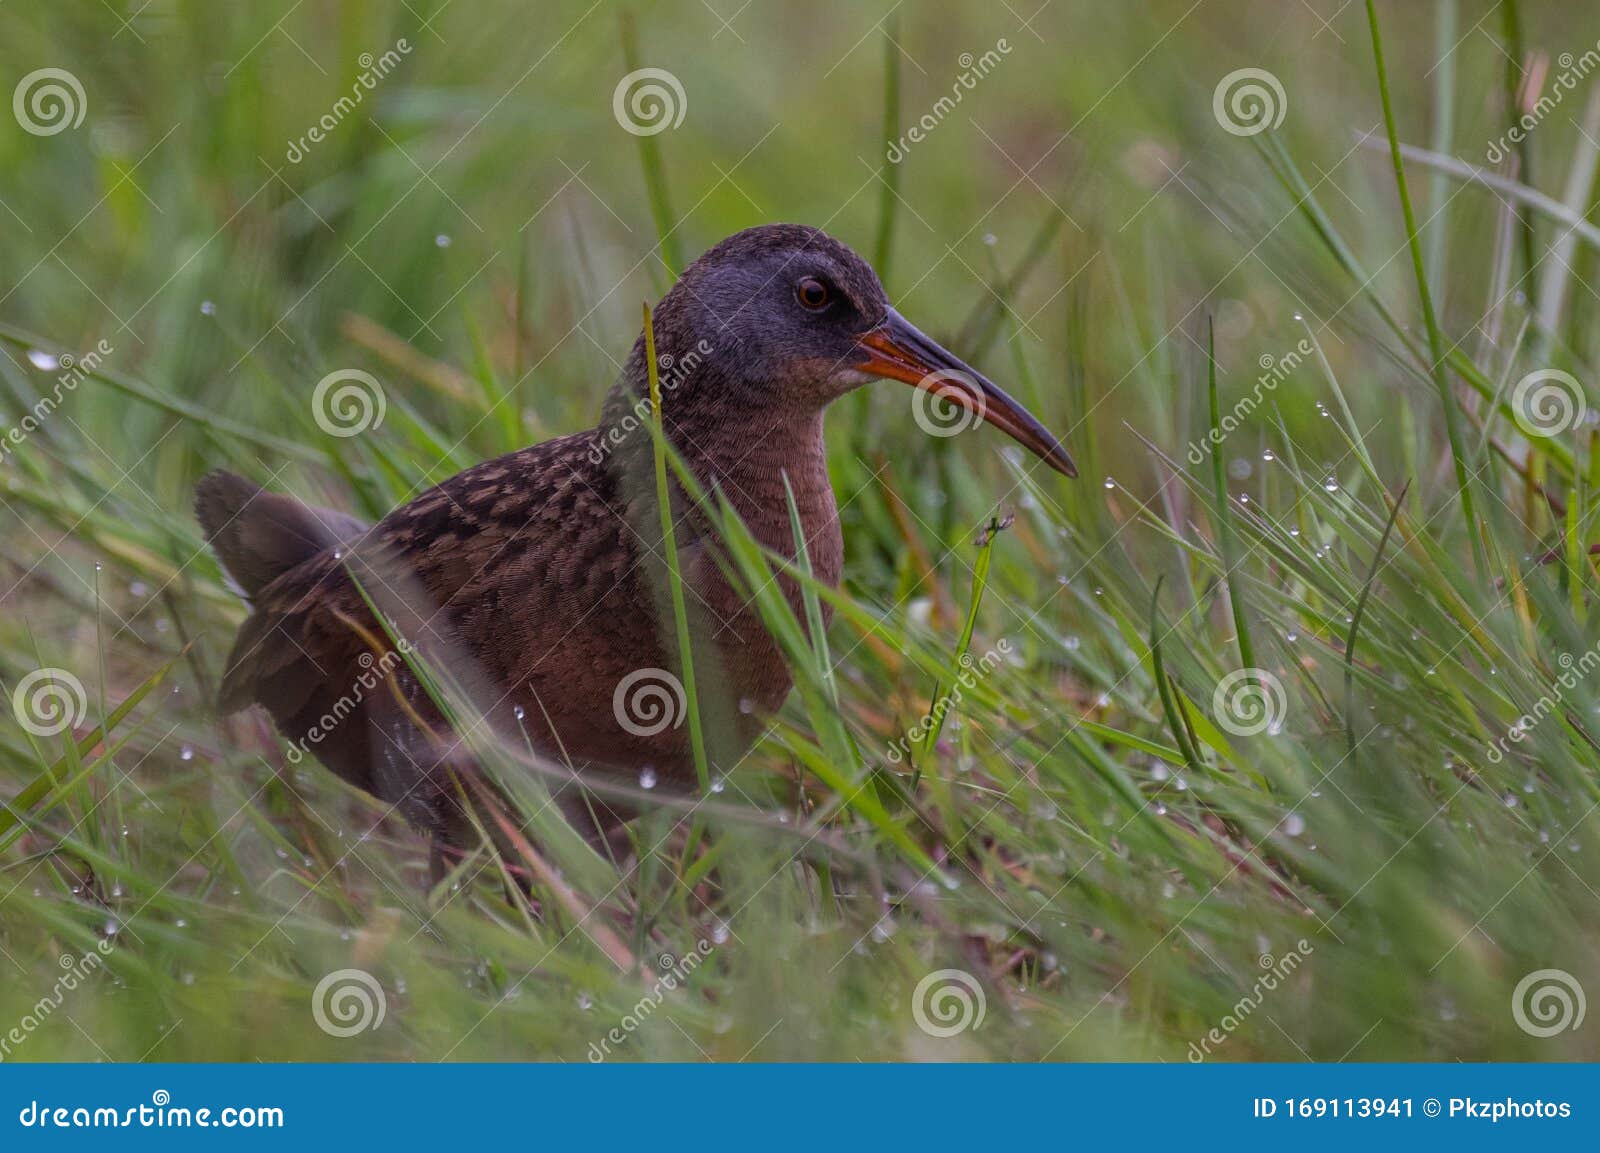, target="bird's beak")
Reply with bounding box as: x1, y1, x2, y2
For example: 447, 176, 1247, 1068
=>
854, 309, 1077, 478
